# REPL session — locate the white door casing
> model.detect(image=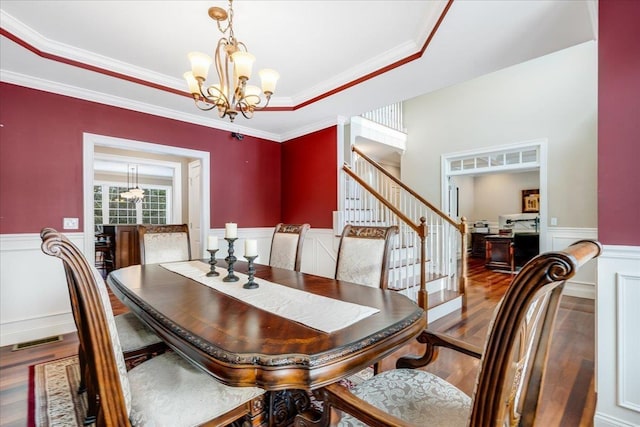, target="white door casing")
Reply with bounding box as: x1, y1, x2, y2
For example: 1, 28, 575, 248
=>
188, 160, 202, 259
